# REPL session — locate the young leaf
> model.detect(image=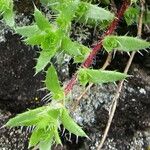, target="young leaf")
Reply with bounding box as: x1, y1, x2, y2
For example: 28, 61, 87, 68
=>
45, 65, 65, 100
61, 109, 88, 137
78, 68, 128, 86
103, 36, 150, 52
25, 33, 44, 46
6, 106, 47, 127
61, 37, 81, 56
0, 0, 14, 26
29, 128, 44, 148
35, 49, 56, 74
56, 0, 80, 31
61, 37, 90, 62
15, 25, 41, 37
74, 44, 90, 63
124, 7, 139, 25
36, 115, 55, 129
75, 2, 114, 26
34, 7, 51, 31
29, 128, 54, 148
41, 29, 62, 50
